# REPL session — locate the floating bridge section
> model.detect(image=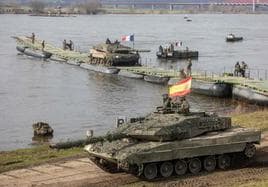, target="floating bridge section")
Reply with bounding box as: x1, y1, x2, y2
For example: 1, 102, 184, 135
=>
14, 36, 268, 105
